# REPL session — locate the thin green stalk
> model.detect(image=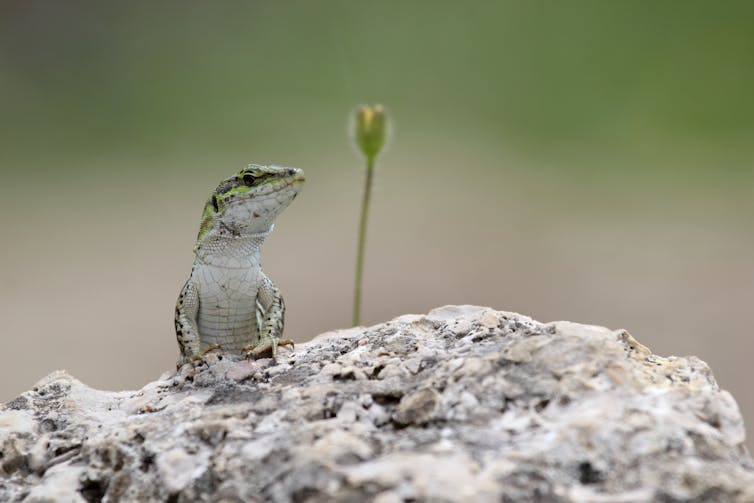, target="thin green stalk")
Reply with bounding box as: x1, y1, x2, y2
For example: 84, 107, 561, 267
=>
350, 103, 386, 325
352, 157, 375, 326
